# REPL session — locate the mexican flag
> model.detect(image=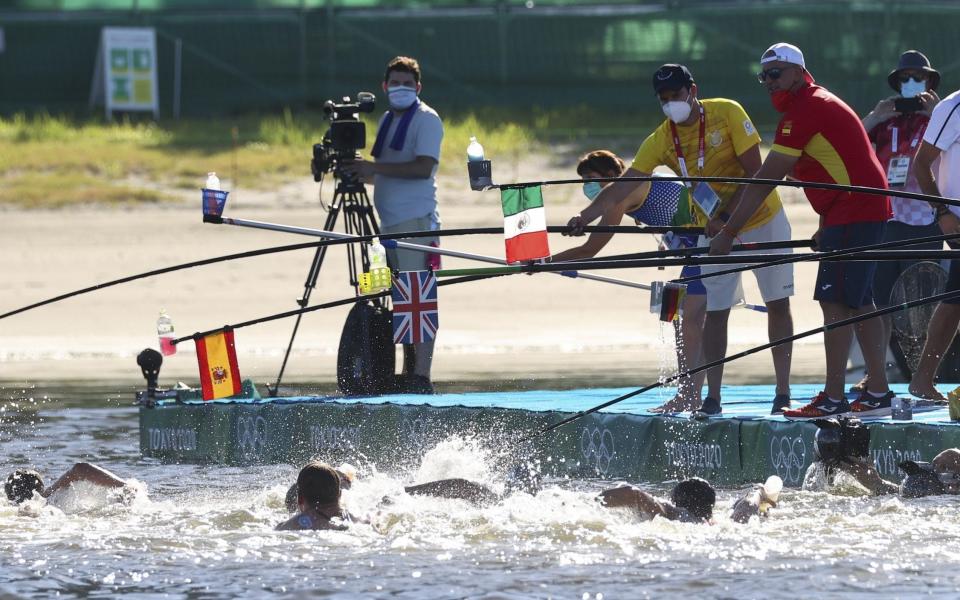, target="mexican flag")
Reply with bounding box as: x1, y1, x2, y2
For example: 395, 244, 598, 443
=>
501, 185, 549, 264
